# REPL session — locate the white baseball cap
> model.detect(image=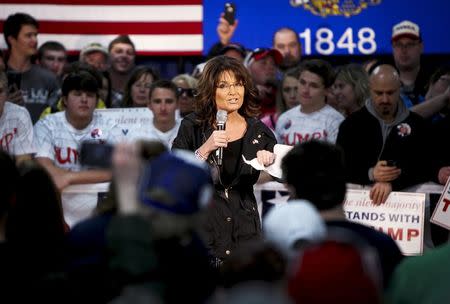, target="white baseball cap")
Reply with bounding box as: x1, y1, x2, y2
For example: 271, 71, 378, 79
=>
392, 20, 421, 42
